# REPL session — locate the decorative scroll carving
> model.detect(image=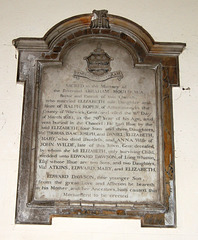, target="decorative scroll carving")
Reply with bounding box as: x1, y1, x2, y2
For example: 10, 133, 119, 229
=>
91, 10, 110, 29
73, 70, 123, 82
